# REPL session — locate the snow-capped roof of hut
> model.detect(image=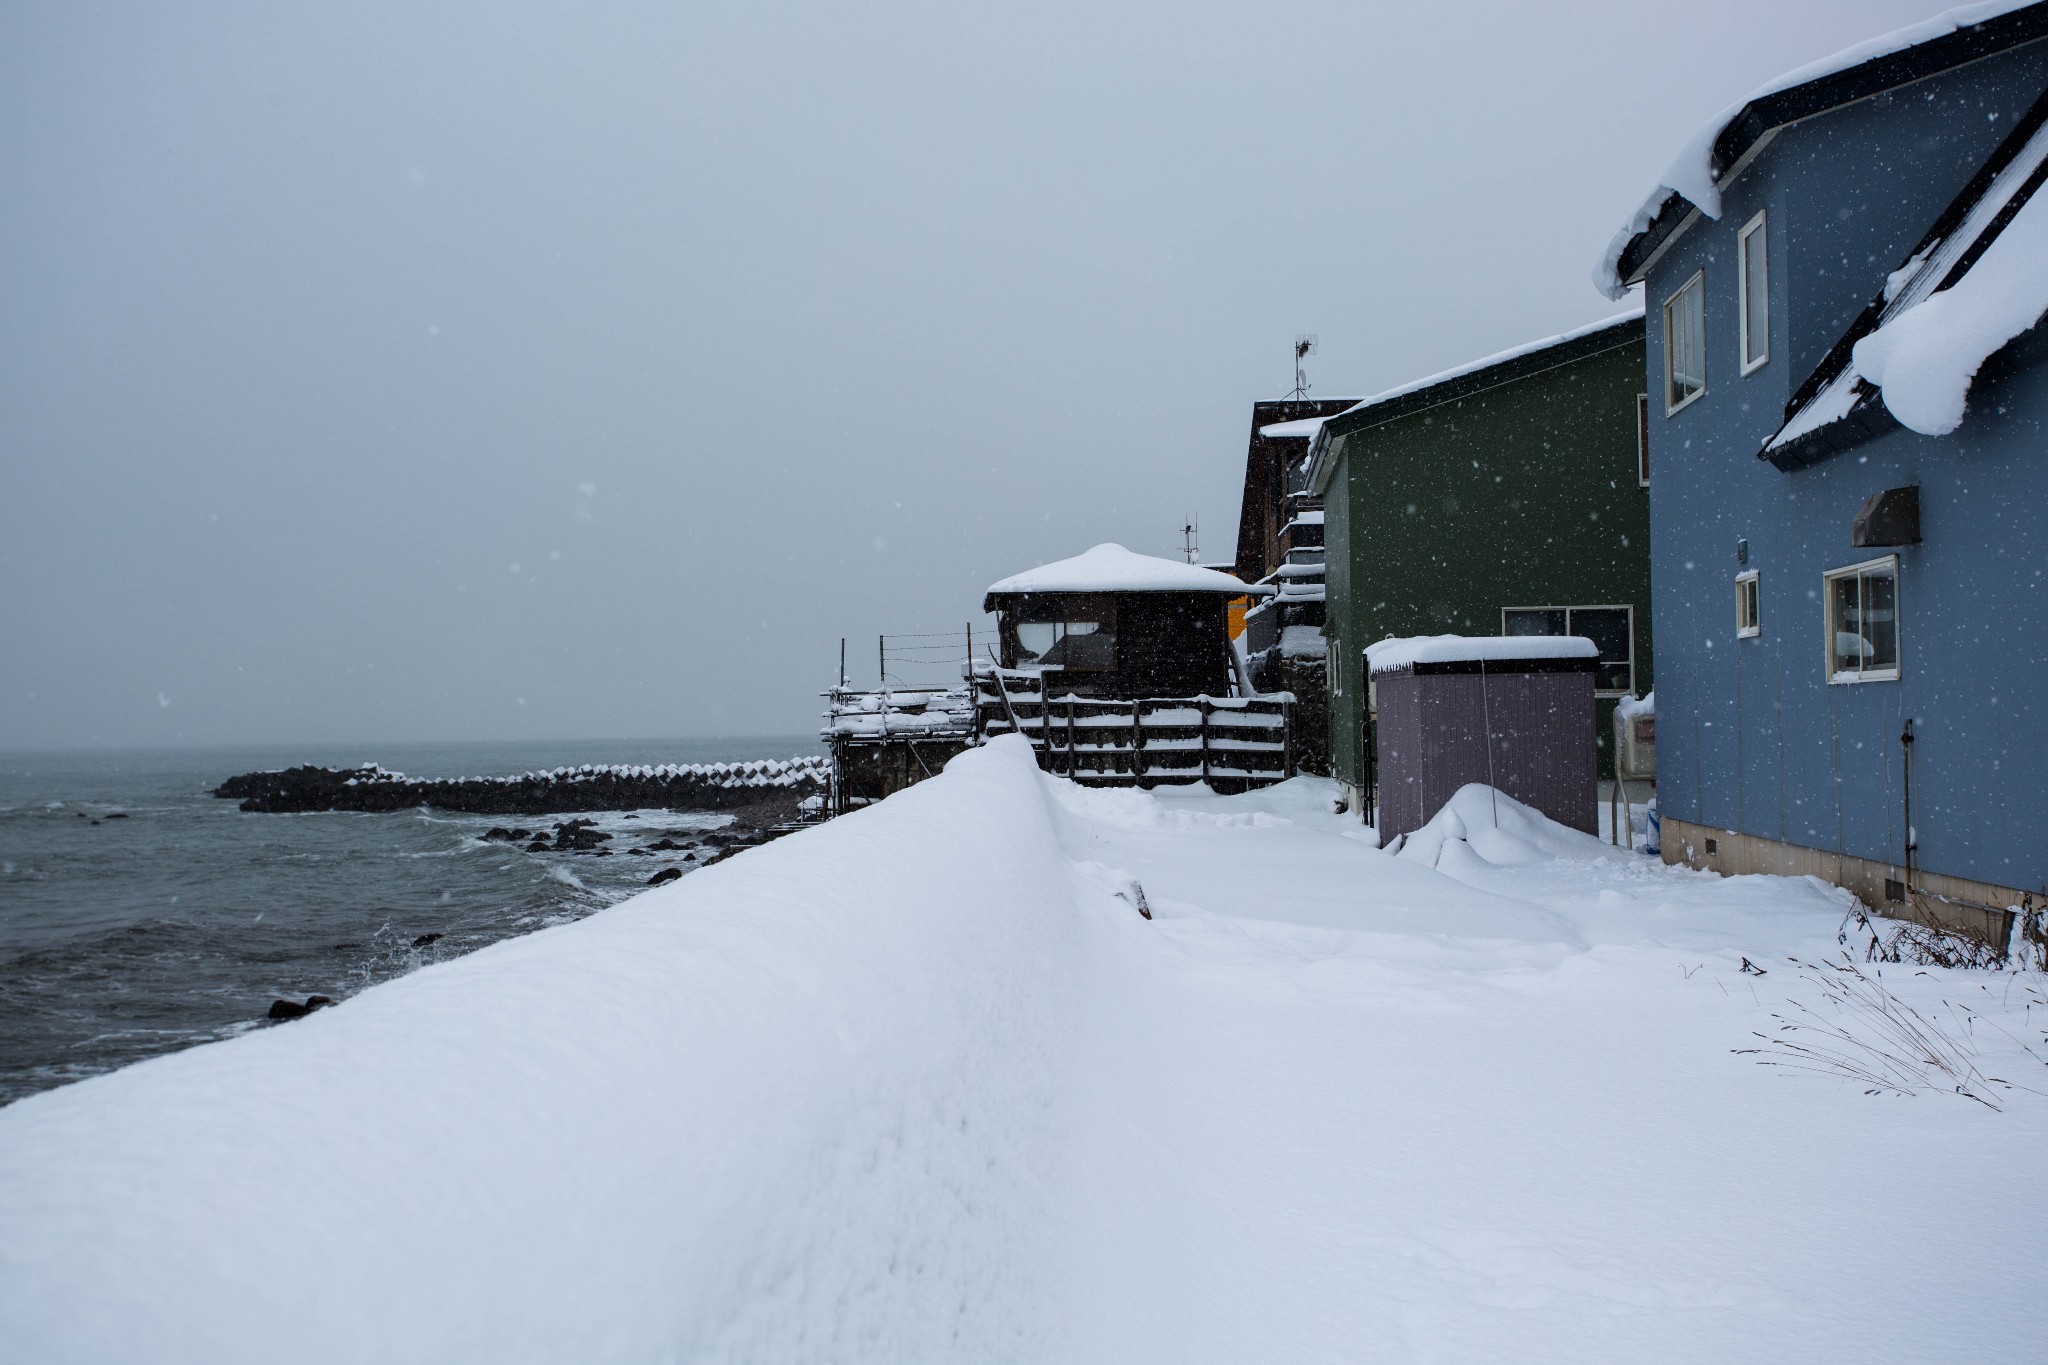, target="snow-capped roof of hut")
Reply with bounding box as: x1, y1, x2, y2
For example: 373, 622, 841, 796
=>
1762, 83, 2048, 467
1596, 1, 2048, 301
983, 544, 1263, 611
